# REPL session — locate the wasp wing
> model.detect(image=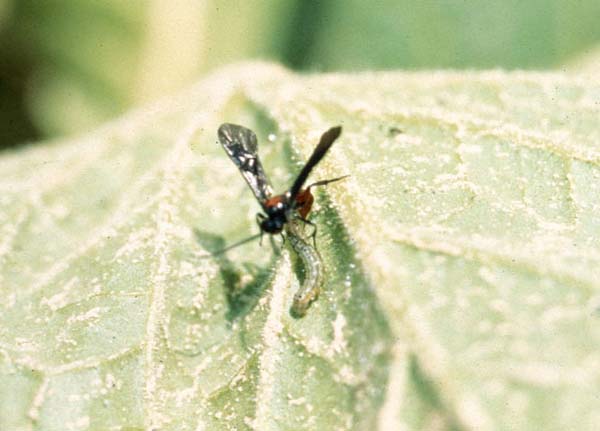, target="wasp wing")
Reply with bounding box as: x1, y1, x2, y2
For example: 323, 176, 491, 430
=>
218, 123, 274, 207
289, 126, 342, 200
